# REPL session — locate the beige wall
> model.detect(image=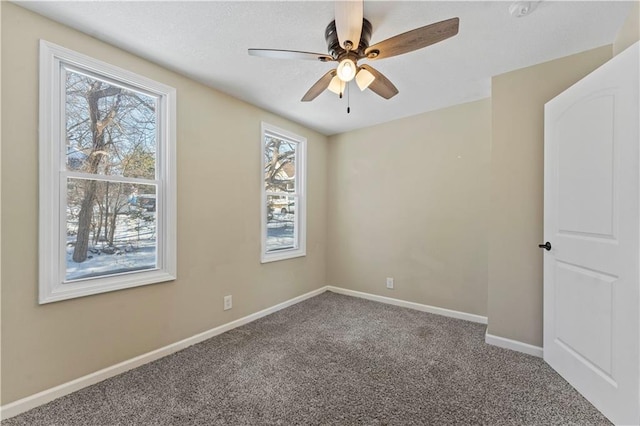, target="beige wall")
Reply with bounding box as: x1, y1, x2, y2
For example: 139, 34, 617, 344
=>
487, 45, 612, 347
1, 3, 328, 404
327, 99, 491, 316
1, 0, 634, 409
614, 1, 640, 55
